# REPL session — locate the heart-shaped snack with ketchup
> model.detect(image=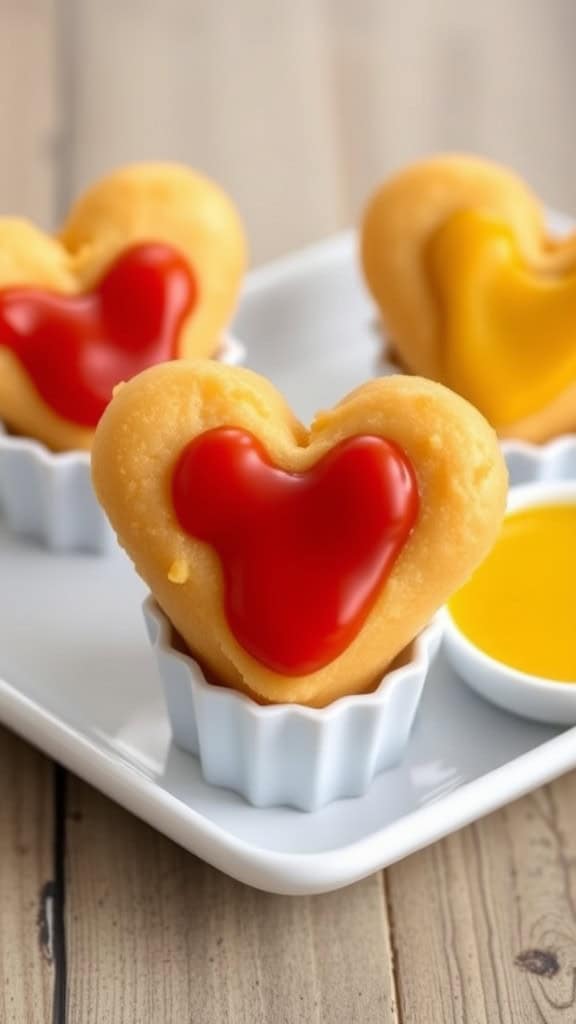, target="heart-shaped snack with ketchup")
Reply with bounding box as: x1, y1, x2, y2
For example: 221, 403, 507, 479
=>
0, 163, 246, 452
361, 154, 576, 443
92, 361, 507, 707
